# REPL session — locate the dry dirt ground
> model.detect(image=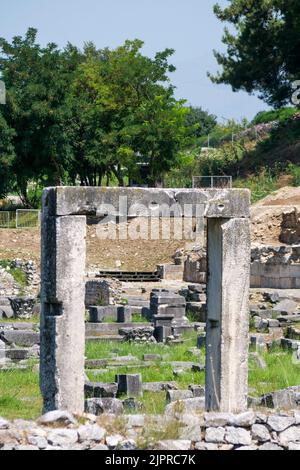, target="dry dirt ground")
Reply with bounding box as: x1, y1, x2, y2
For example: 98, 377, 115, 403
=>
251, 186, 300, 245
1, 186, 300, 270
0, 222, 187, 271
